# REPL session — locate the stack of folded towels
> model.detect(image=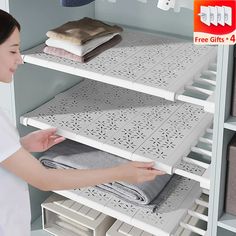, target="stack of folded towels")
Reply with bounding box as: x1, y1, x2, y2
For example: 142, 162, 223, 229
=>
44, 17, 123, 63
39, 140, 172, 211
